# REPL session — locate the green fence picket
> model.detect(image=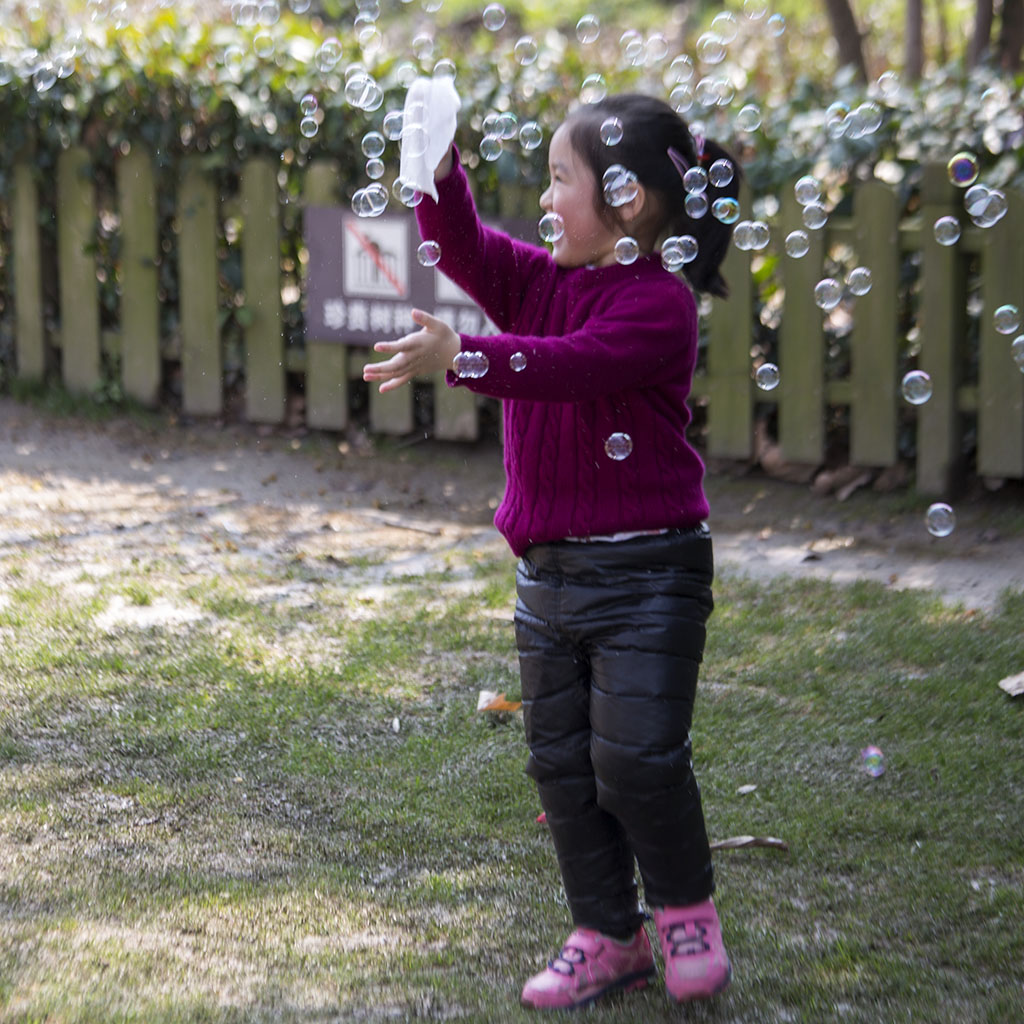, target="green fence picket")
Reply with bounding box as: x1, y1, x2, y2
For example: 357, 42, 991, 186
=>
12, 161, 45, 382
178, 157, 222, 416
117, 146, 161, 407
56, 146, 102, 394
